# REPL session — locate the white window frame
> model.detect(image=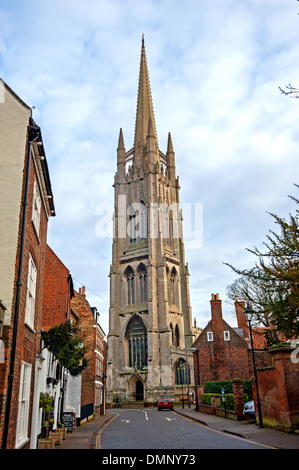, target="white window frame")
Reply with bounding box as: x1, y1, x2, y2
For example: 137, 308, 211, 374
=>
15, 361, 32, 448
25, 253, 37, 330
32, 179, 41, 236
207, 331, 213, 342
224, 331, 230, 341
